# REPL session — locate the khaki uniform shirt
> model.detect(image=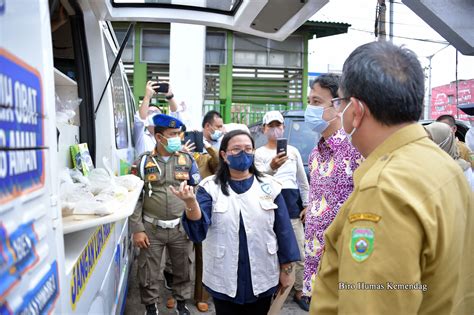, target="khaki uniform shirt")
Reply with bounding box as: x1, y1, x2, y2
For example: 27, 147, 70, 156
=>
311, 124, 474, 315
192, 146, 219, 179
457, 140, 474, 168
130, 150, 200, 233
